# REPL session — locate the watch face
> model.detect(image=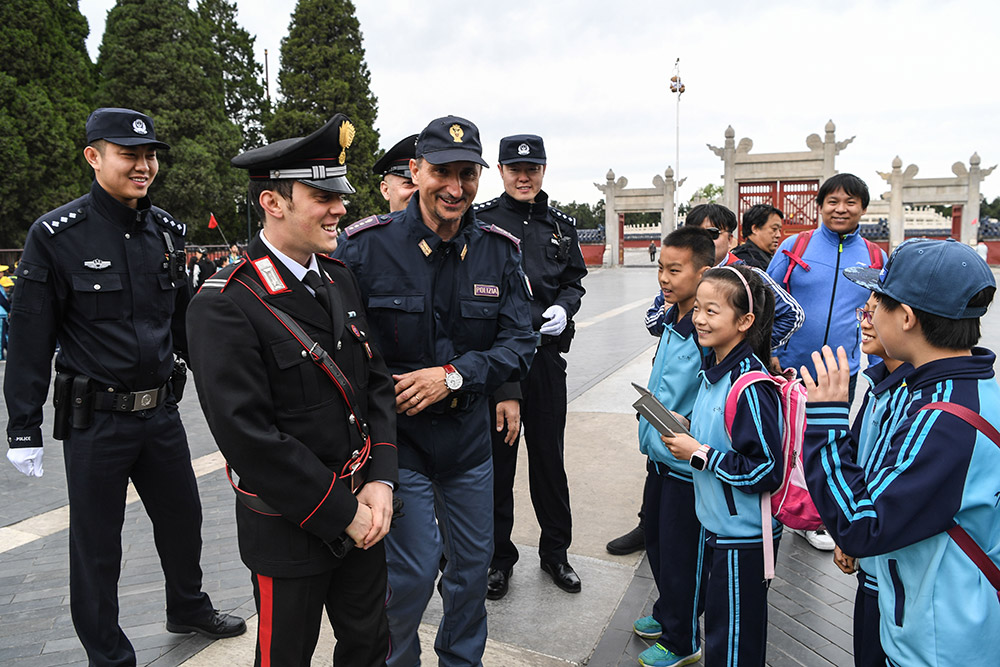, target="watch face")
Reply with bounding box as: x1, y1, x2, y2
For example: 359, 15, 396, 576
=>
690, 454, 706, 471
446, 373, 463, 390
